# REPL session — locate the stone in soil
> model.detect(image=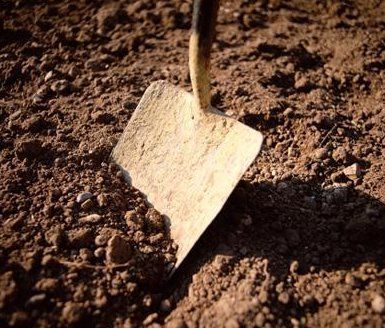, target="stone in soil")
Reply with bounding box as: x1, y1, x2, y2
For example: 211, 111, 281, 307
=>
67, 228, 94, 248
372, 295, 385, 314
106, 235, 132, 264
76, 192, 93, 203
